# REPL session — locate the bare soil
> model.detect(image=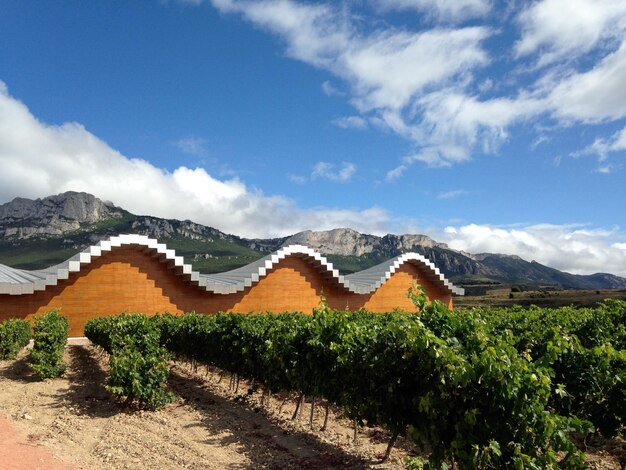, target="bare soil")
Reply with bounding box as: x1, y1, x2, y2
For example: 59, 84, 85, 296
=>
0, 343, 416, 469
0, 343, 623, 469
